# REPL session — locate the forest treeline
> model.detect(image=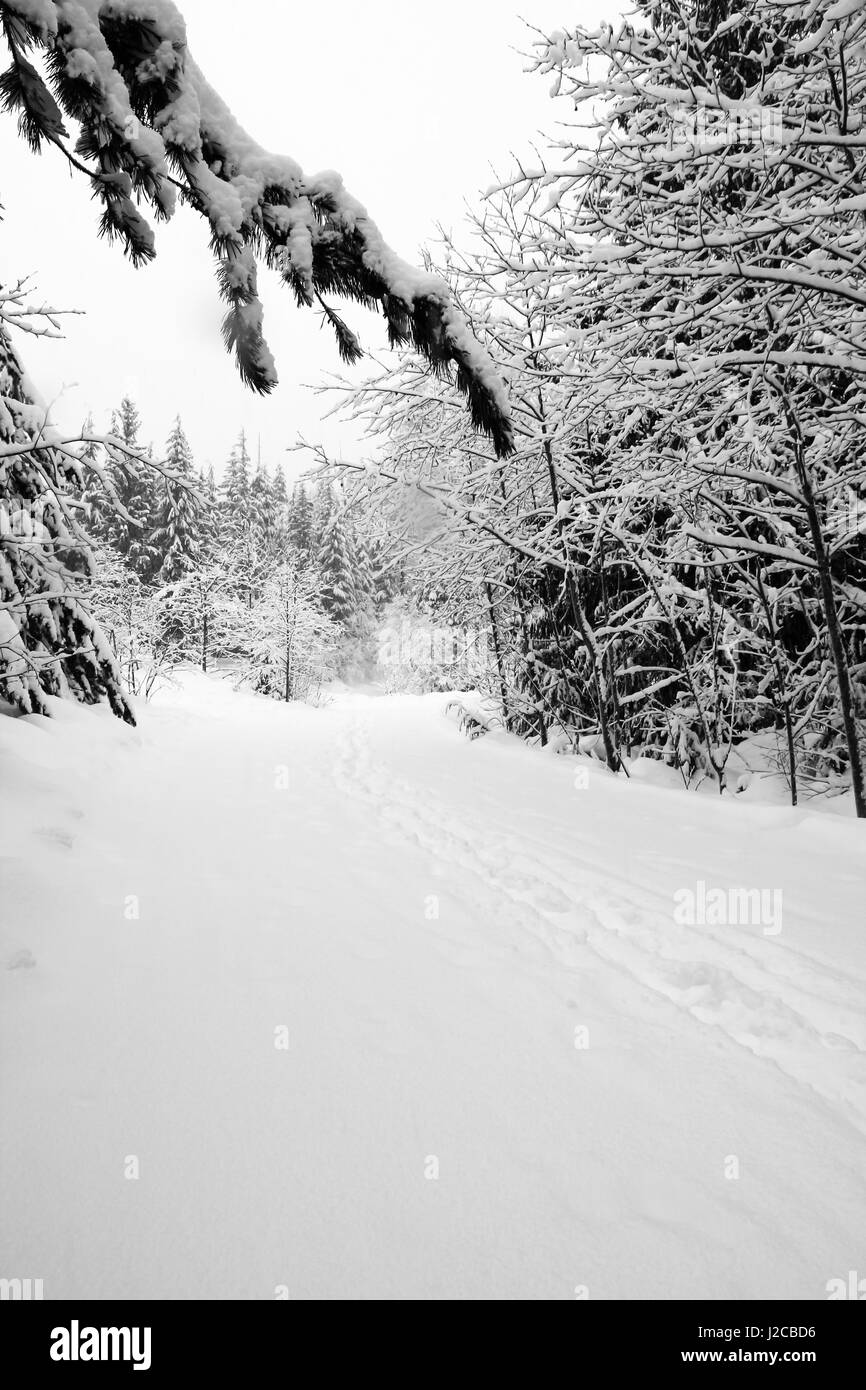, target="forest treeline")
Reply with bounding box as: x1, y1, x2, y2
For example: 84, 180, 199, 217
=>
78, 400, 401, 702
